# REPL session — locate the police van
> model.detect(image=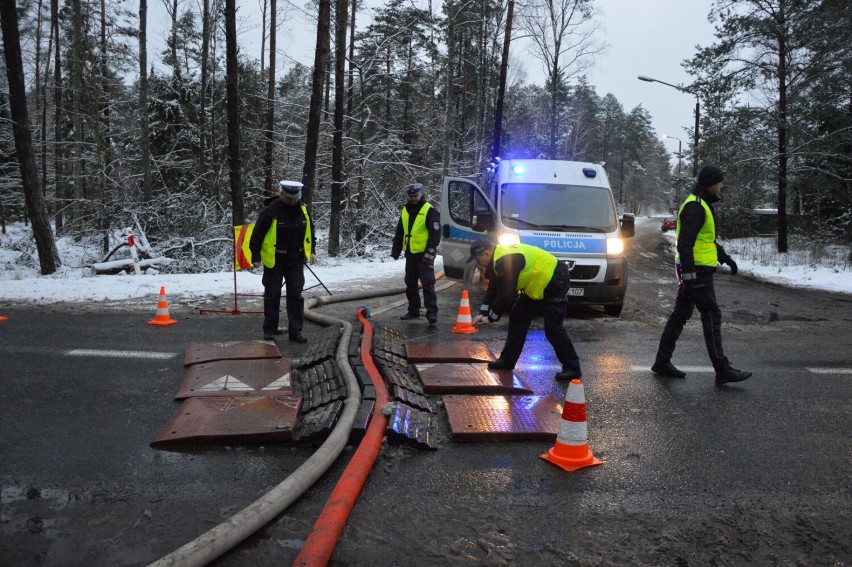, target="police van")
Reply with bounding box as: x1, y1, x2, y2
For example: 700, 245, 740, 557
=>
440, 159, 634, 316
